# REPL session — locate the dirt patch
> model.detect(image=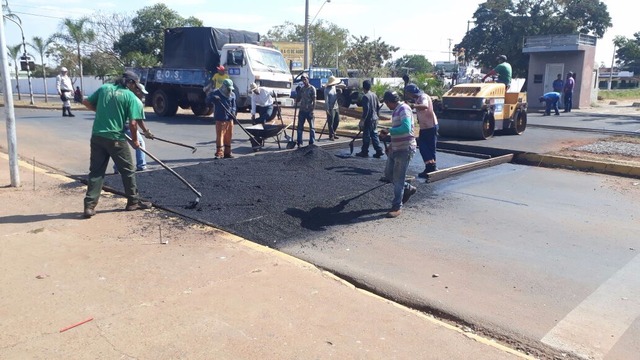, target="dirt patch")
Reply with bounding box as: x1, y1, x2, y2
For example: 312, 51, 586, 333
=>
549, 136, 640, 168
